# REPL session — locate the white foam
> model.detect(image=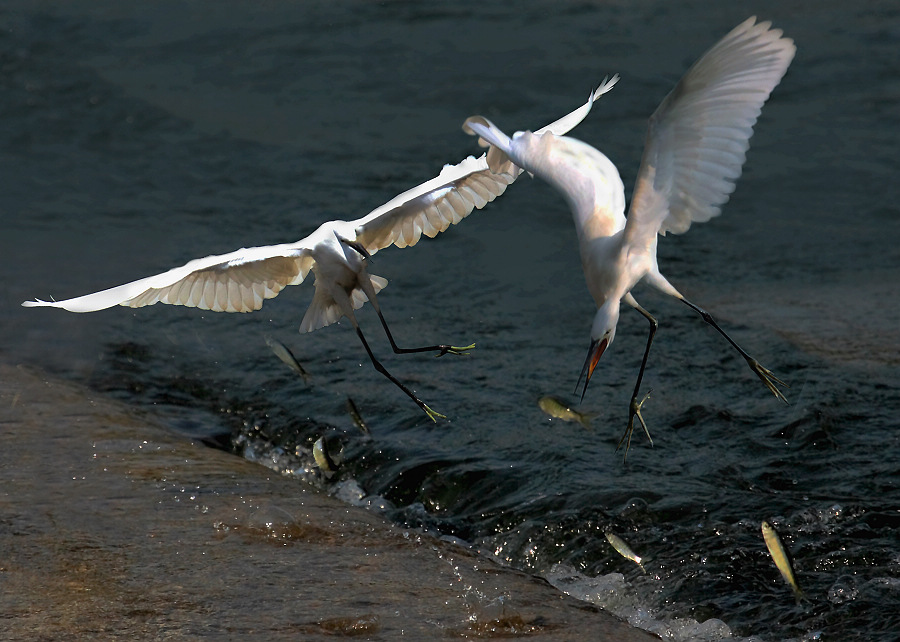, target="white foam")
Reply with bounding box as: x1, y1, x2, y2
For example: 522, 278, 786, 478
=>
544, 564, 766, 642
